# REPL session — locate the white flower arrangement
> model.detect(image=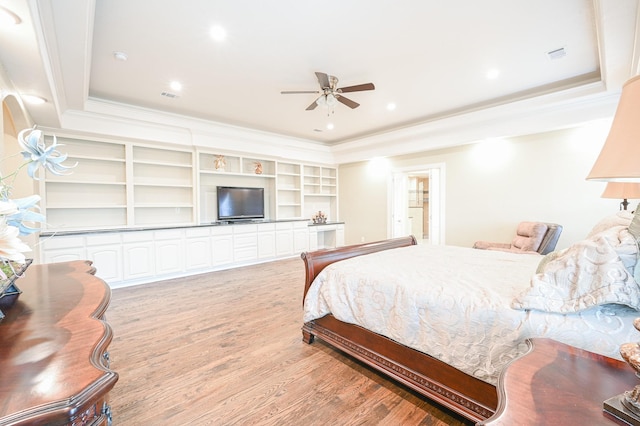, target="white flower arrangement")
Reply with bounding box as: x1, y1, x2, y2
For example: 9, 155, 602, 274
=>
0, 127, 76, 266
